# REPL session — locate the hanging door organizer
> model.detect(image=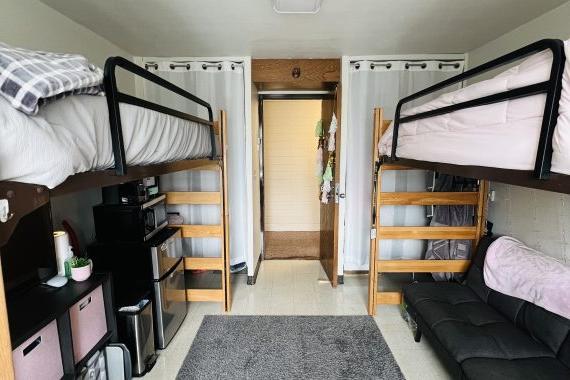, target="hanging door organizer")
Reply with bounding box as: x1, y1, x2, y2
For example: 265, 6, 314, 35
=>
368, 108, 488, 315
